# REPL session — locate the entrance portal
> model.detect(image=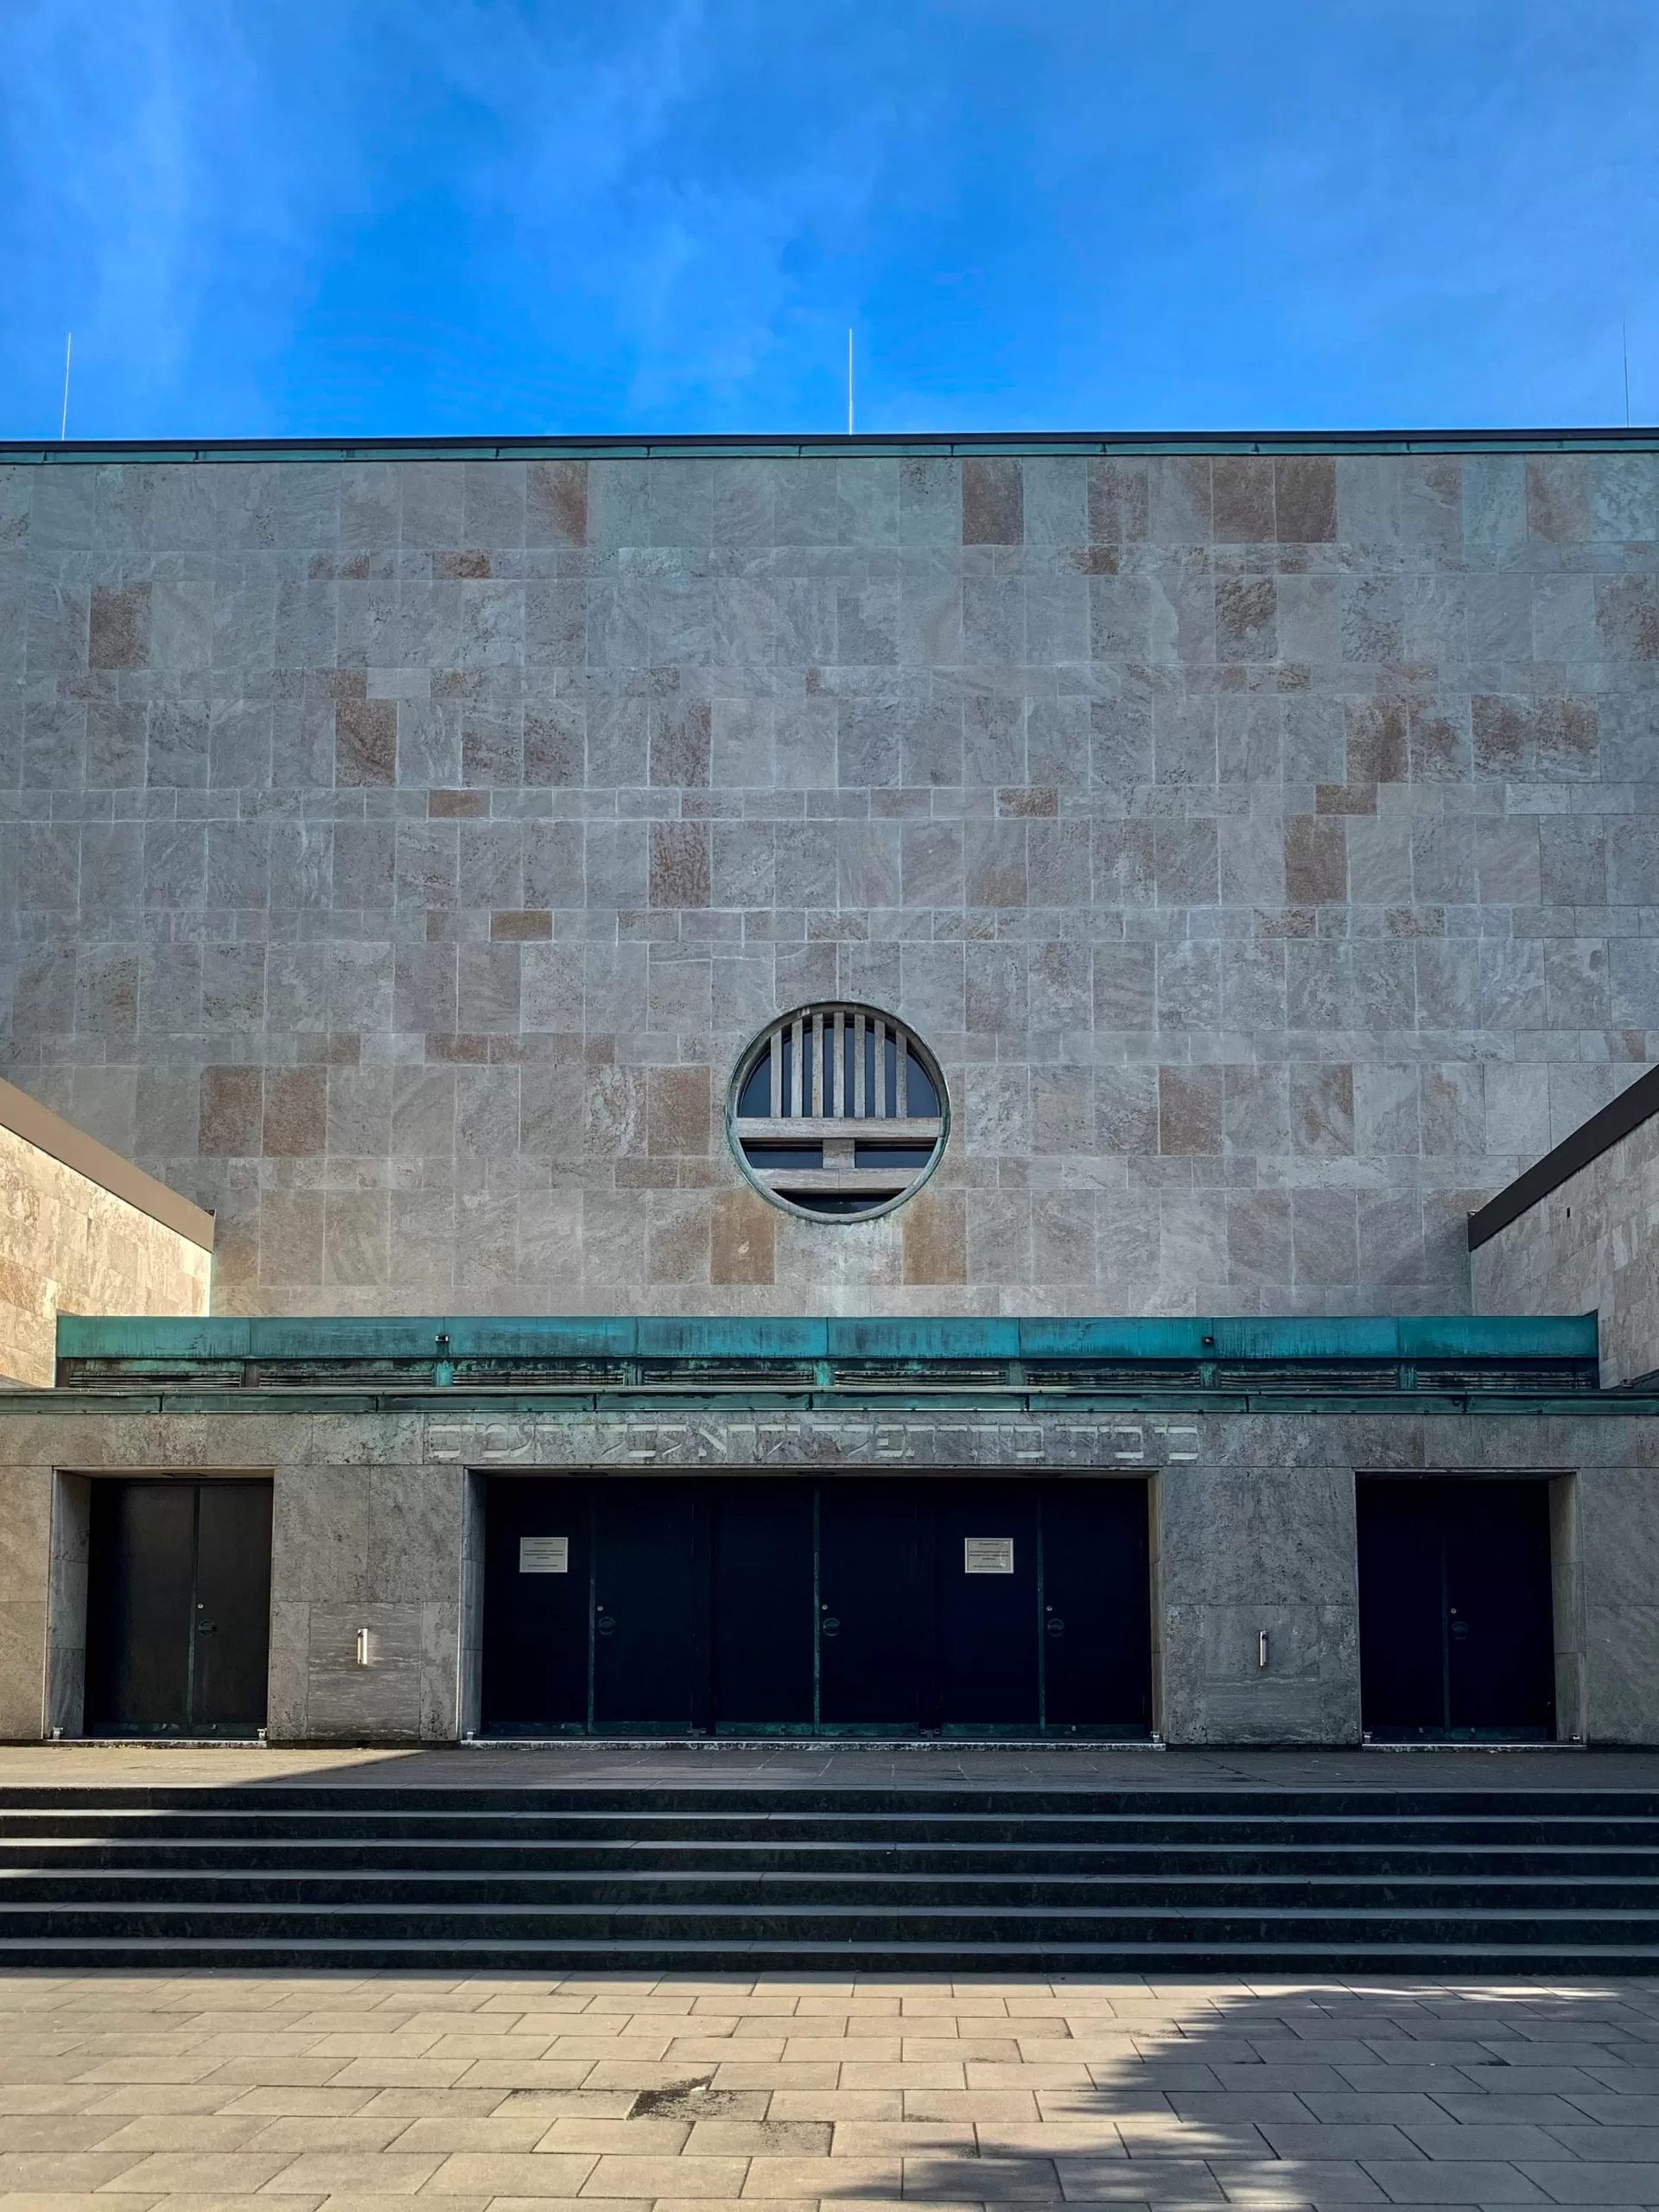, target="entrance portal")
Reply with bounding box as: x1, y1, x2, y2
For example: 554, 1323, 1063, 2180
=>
83, 1480, 273, 1737
482, 1475, 1152, 1737
1357, 1478, 1556, 1740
